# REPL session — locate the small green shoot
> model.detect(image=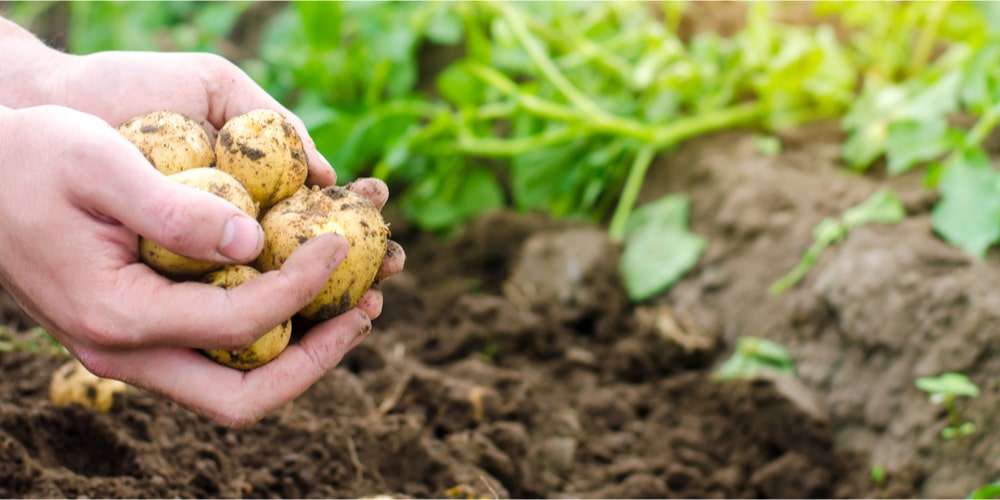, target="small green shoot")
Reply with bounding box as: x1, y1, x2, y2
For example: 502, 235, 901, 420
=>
769, 188, 905, 295
968, 480, 1000, 499
0, 326, 70, 358
915, 372, 980, 440
713, 336, 795, 381
870, 464, 886, 487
